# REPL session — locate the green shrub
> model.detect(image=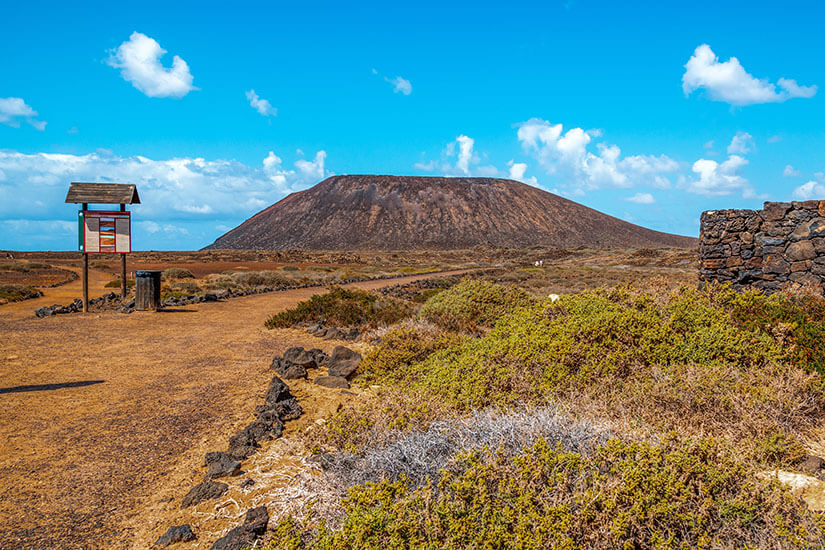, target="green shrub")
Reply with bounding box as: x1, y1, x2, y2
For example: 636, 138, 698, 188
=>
0, 284, 42, 302
229, 270, 289, 287
755, 429, 807, 465
90, 261, 109, 269
0, 262, 30, 272
405, 285, 809, 409
268, 436, 823, 549
265, 286, 414, 329
161, 267, 195, 280
170, 281, 202, 294
419, 278, 536, 331
359, 323, 465, 382
0, 261, 50, 272
282, 265, 300, 271
202, 273, 237, 290
335, 269, 363, 283
725, 289, 825, 374
104, 279, 135, 288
